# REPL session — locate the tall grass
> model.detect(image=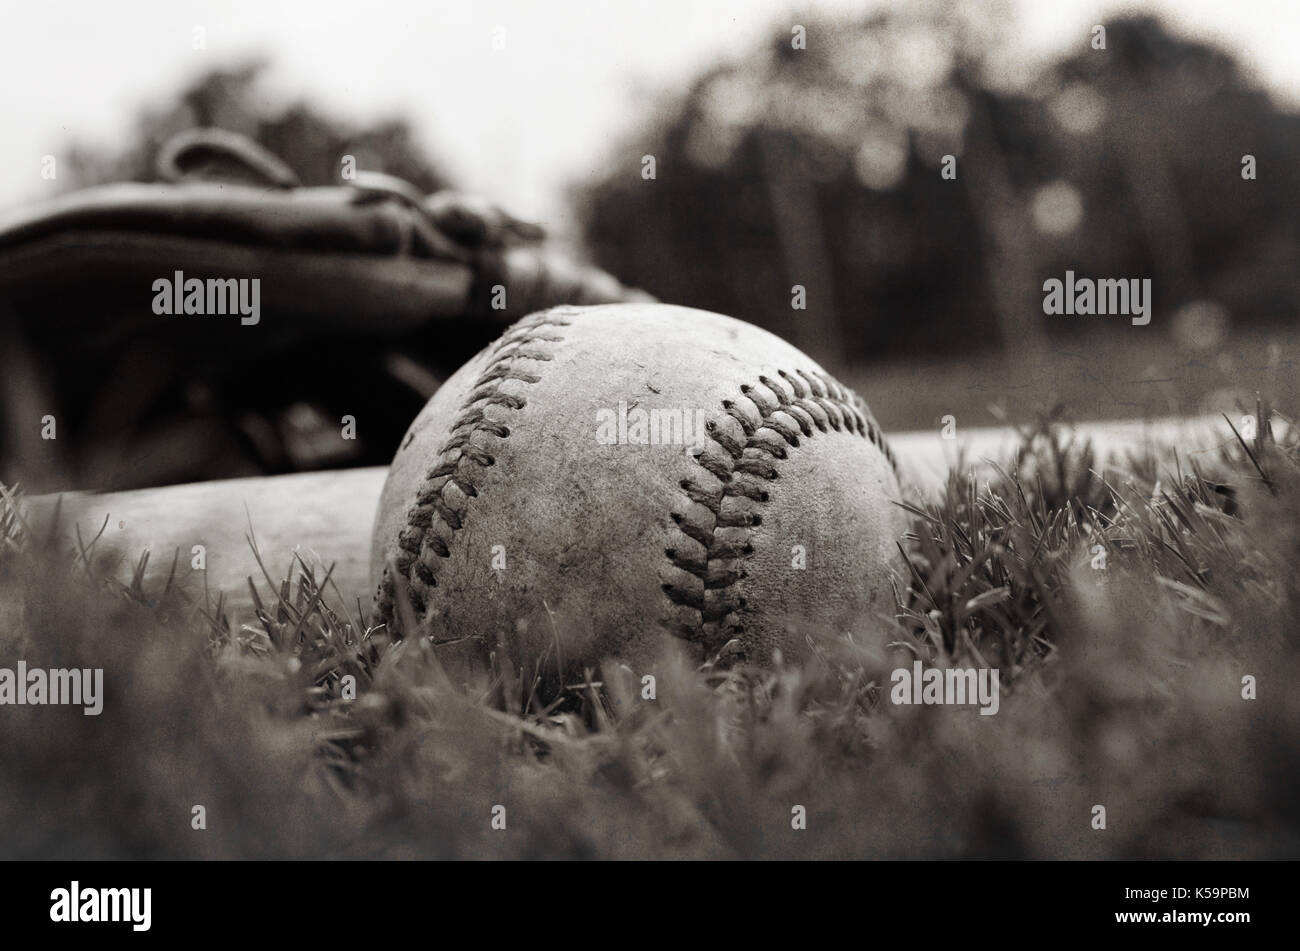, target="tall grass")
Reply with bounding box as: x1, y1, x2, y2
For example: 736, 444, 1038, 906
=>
1, 411, 1296, 859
